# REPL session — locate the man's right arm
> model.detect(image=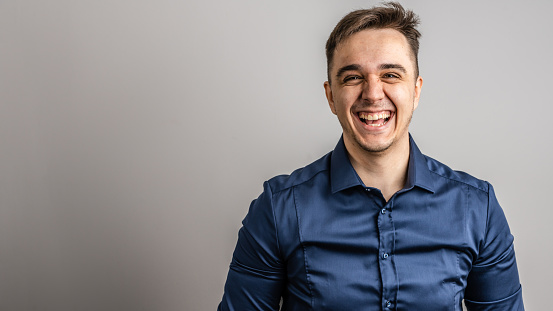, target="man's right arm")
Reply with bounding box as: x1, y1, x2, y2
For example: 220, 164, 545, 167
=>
218, 181, 285, 311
